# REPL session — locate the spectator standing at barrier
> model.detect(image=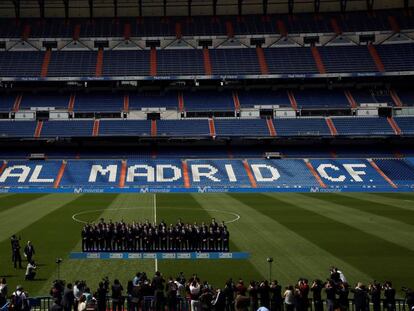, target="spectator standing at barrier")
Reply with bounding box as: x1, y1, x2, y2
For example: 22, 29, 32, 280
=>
10, 235, 22, 269
352, 282, 368, 311
248, 281, 259, 311
10, 285, 29, 311
166, 278, 178, 311
369, 282, 382, 311
311, 280, 323, 311
61, 283, 74, 311
189, 278, 201, 311
77, 295, 87, 311
338, 282, 349, 311
95, 281, 108, 311
283, 285, 294, 311
152, 271, 165, 311
0, 278, 8, 308
200, 287, 214, 311
270, 280, 282, 311
259, 281, 271, 309
325, 281, 336, 311
23, 241, 35, 263
111, 279, 123, 311
383, 281, 396, 311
